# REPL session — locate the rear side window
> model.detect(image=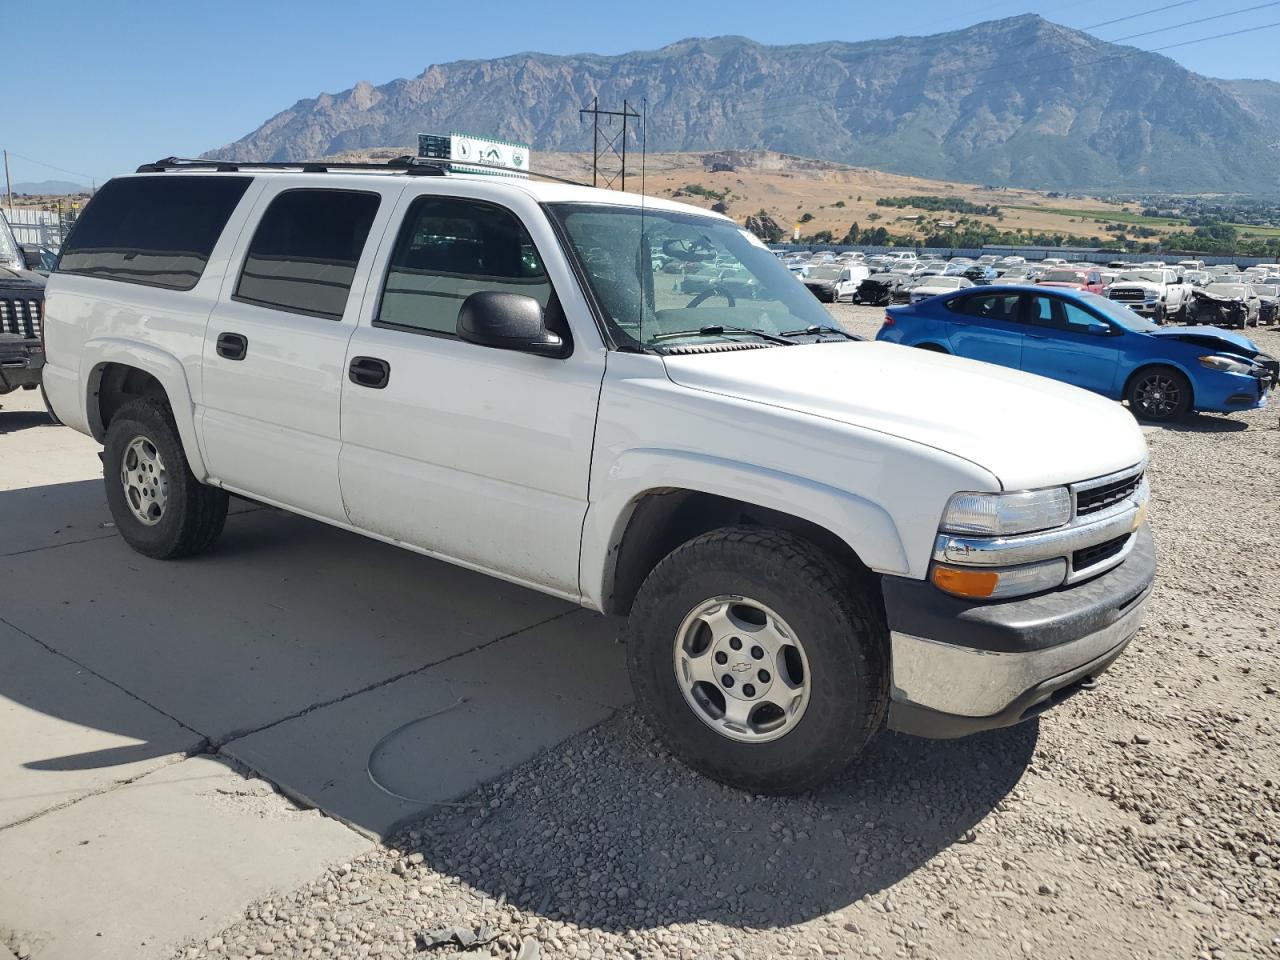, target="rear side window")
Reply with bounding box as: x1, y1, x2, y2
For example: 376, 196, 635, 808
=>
57, 176, 251, 290
235, 189, 380, 320
376, 196, 551, 335
950, 293, 1022, 322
